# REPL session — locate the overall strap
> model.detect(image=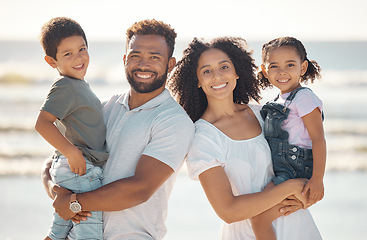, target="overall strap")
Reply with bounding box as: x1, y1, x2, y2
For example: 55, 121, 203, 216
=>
282, 87, 310, 112
283, 87, 324, 121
